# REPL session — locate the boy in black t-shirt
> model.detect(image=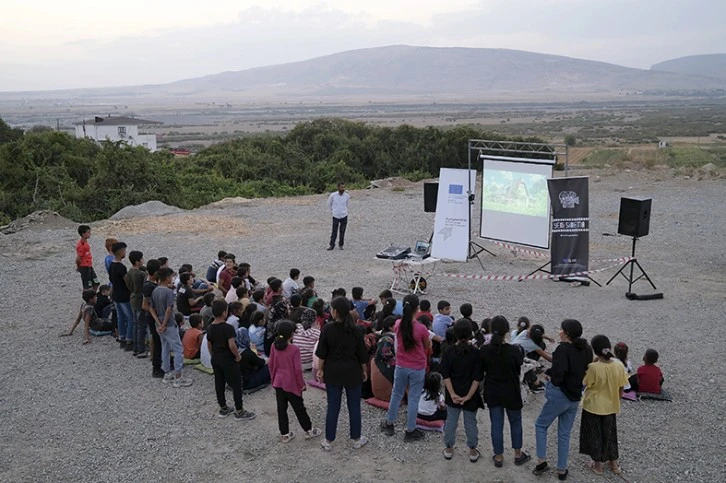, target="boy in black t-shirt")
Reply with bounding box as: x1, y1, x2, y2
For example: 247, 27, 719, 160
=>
207, 299, 256, 421
141, 259, 164, 377
94, 285, 113, 319
177, 273, 204, 316
63, 290, 113, 343
108, 242, 135, 350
